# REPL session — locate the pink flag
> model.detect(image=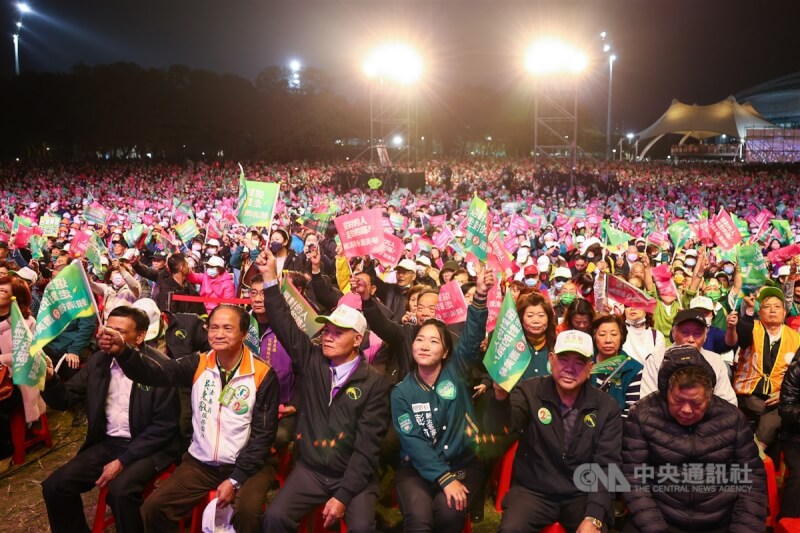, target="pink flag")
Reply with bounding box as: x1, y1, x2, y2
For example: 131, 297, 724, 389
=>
14, 225, 34, 248
486, 278, 503, 332
710, 209, 742, 251
606, 275, 657, 313
69, 230, 92, 258
333, 208, 386, 260
487, 232, 515, 279
435, 281, 469, 325
432, 227, 454, 250
651, 264, 679, 300
428, 214, 447, 226
373, 232, 404, 267
768, 244, 800, 265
